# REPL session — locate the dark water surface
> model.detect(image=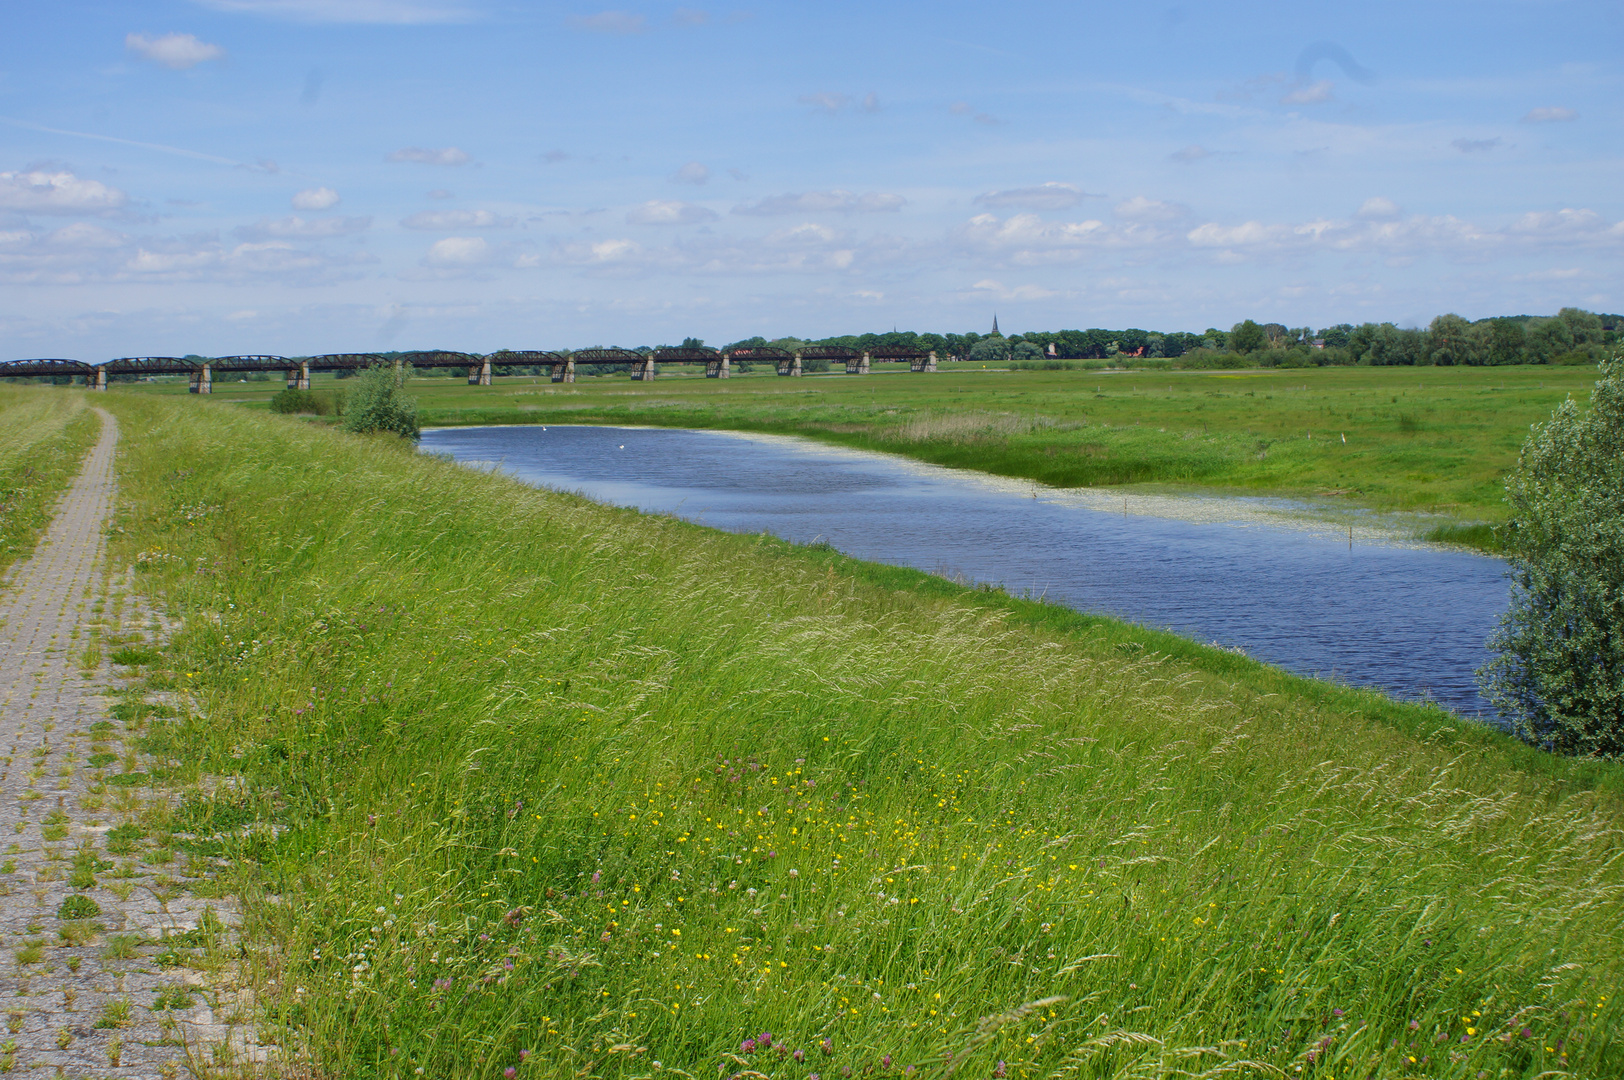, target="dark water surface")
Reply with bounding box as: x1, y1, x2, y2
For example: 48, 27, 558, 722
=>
422, 424, 1509, 718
